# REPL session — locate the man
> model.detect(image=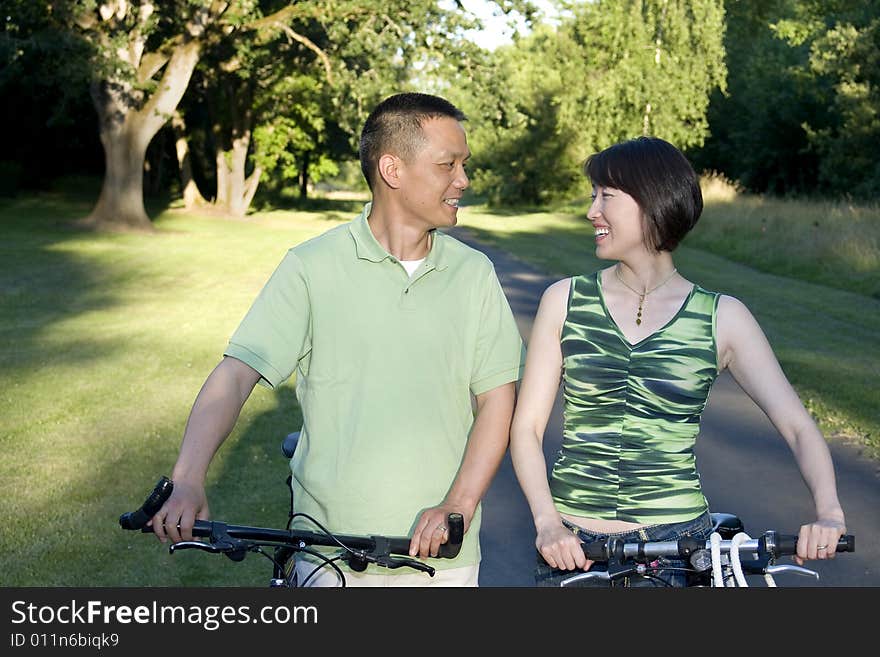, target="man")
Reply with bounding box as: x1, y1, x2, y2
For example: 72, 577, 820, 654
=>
149, 92, 525, 586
